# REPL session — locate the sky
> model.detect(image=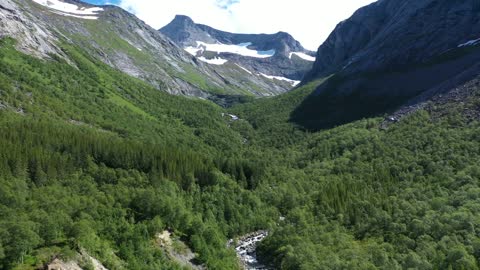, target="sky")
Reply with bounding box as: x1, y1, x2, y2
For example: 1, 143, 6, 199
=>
82, 0, 376, 50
